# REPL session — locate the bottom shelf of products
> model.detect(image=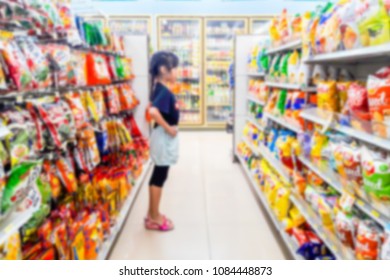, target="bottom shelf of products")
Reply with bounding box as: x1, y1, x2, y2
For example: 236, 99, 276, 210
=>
98, 160, 152, 260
